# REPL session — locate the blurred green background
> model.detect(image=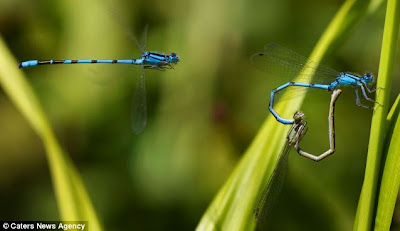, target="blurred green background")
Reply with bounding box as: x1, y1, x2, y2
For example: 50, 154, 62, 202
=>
0, 0, 399, 230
